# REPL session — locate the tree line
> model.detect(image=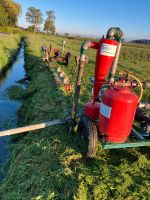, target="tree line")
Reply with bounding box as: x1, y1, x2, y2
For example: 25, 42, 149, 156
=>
26, 7, 56, 34
0, 0, 21, 27
0, 1, 56, 34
